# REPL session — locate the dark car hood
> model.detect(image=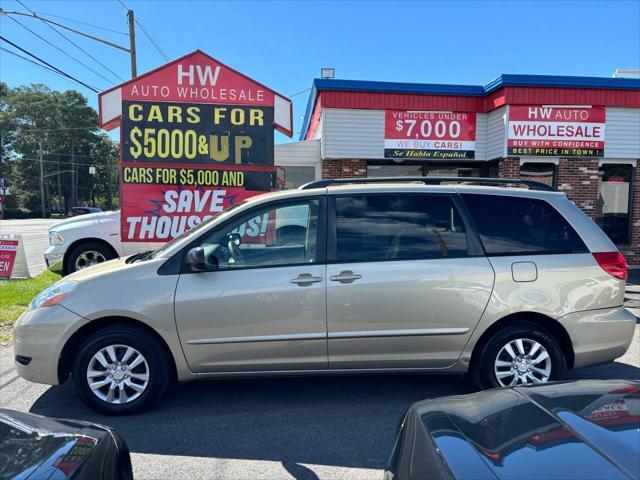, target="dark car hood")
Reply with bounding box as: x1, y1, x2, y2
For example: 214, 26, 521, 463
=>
0, 409, 130, 480
387, 380, 640, 480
